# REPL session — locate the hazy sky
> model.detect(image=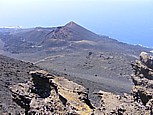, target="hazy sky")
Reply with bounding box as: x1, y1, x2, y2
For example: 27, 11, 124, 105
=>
0, 0, 153, 47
